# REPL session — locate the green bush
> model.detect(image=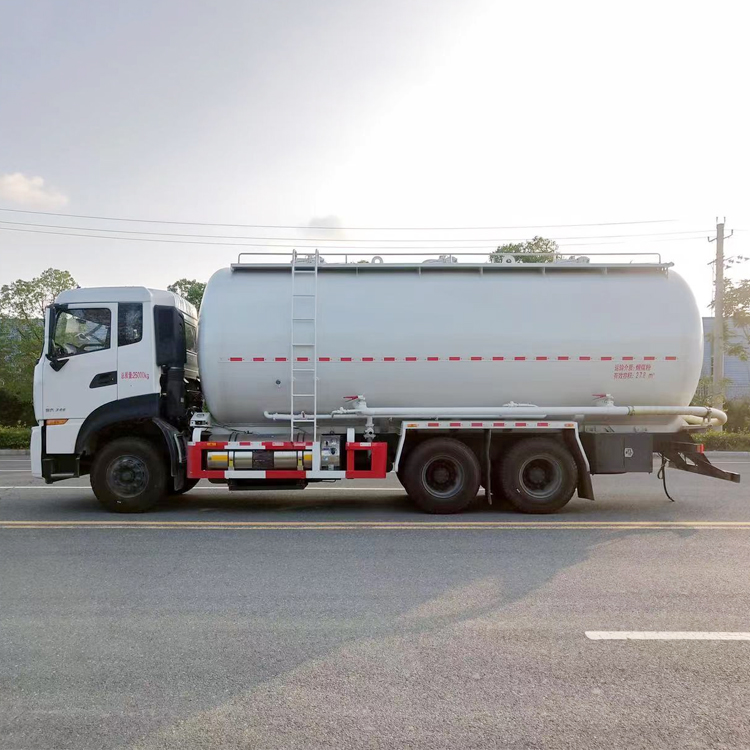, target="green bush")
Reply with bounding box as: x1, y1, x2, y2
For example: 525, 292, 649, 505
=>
698, 430, 750, 452
0, 425, 32, 449
725, 399, 750, 433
